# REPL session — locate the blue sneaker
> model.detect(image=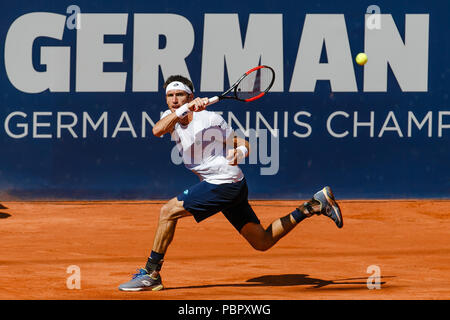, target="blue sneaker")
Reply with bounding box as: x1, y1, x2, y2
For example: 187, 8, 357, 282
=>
118, 268, 164, 292
313, 186, 343, 228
